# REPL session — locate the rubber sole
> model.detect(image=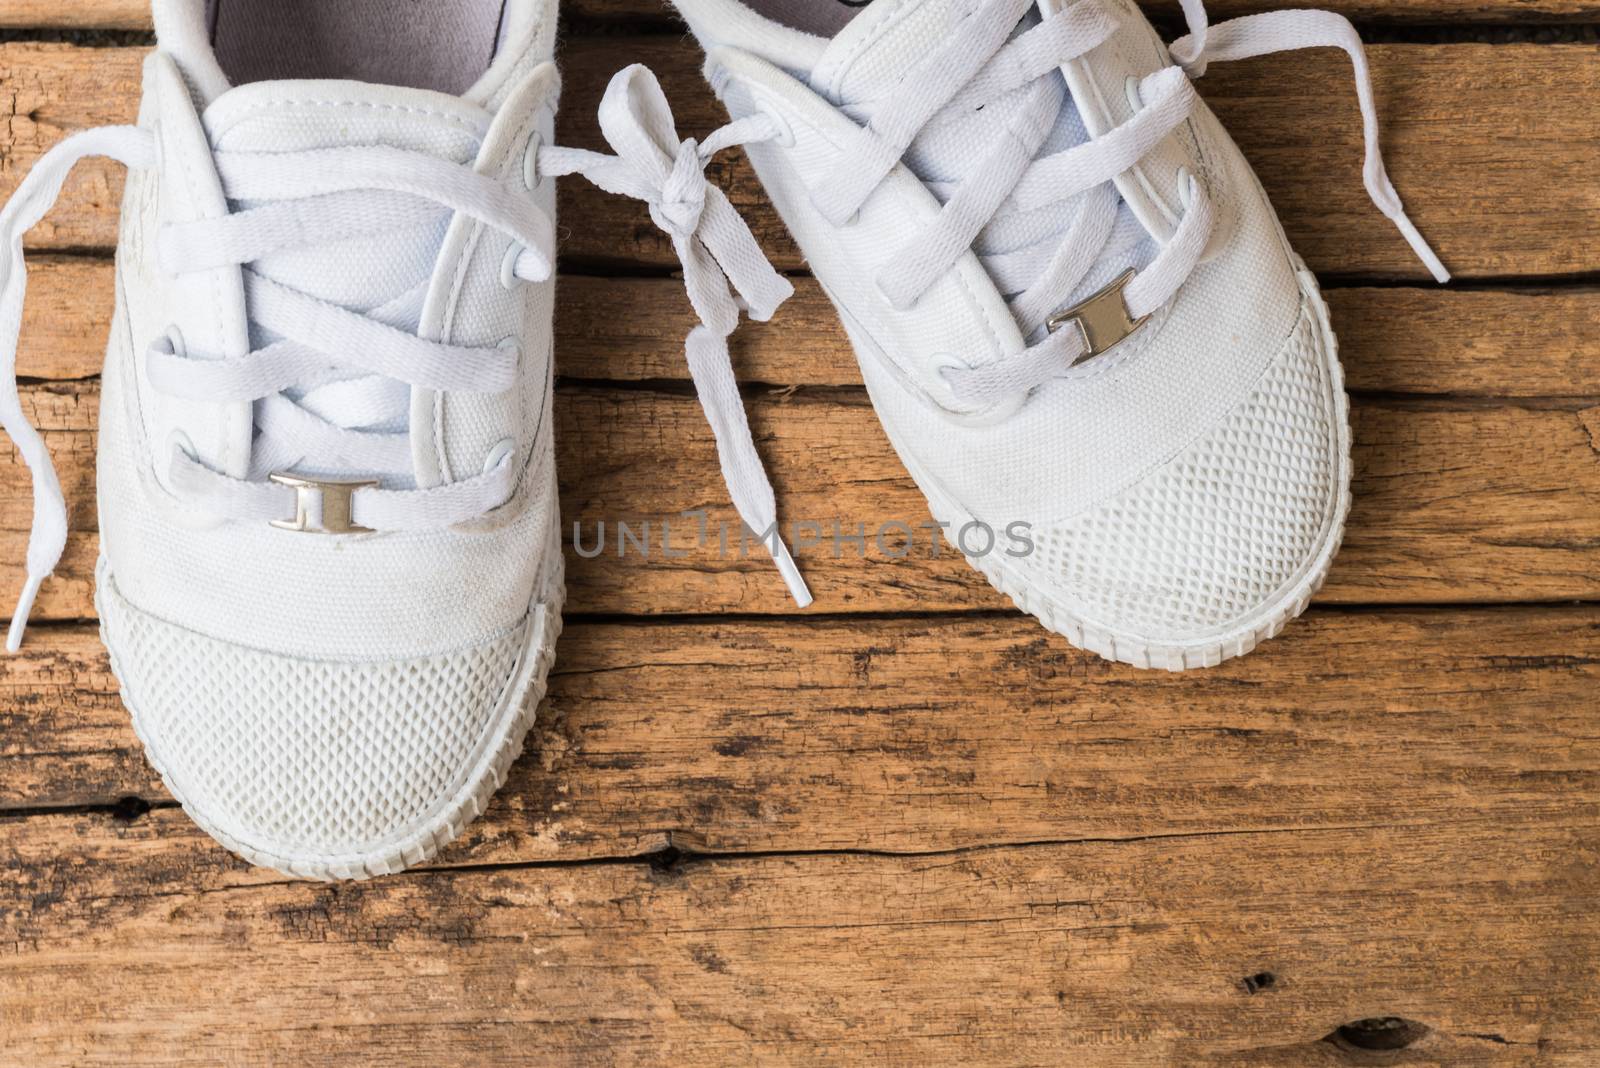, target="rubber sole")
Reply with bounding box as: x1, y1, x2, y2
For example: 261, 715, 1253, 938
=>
906, 268, 1352, 672
96, 554, 566, 881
